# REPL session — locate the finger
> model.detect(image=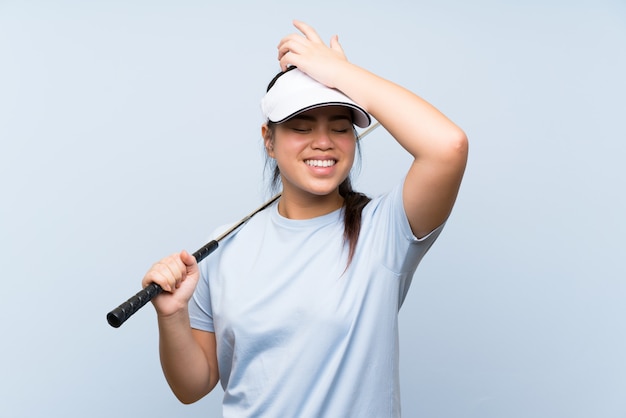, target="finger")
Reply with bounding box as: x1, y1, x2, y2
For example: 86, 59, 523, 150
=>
277, 40, 291, 61
278, 53, 289, 72
167, 257, 187, 289
144, 266, 176, 292
156, 270, 177, 292
151, 254, 185, 291
278, 52, 305, 72
170, 254, 191, 288
292, 20, 323, 44
277, 35, 307, 60
277, 42, 305, 71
